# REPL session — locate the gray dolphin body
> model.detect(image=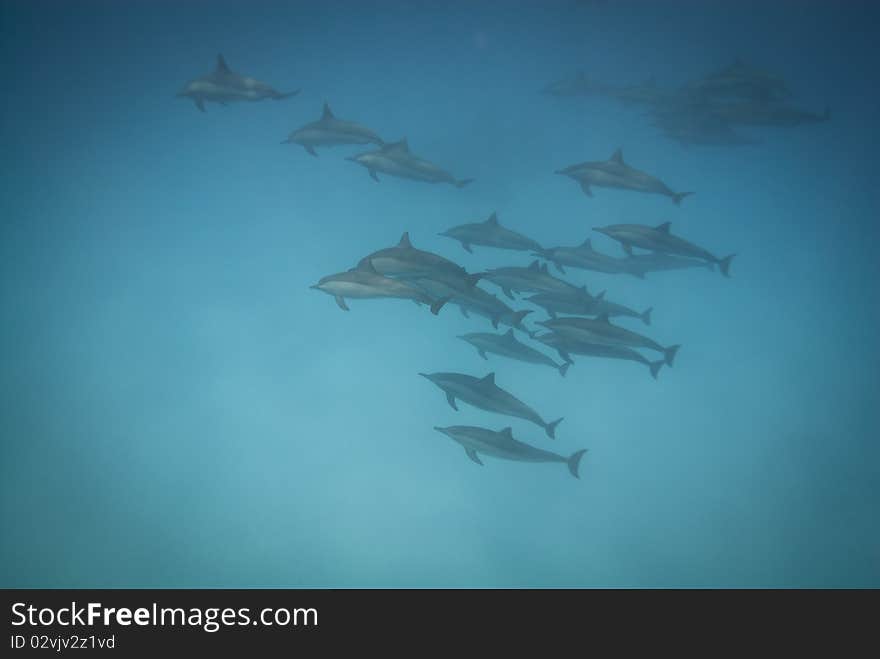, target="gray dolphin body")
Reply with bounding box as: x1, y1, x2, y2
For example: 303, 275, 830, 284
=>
177, 54, 299, 112
556, 148, 693, 205
311, 260, 447, 313
684, 60, 791, 102
439, 212, 544, 255
535, 238, 630, 276
434, 425, 587, 478
706, 101, 830, 127
347, 139, 473, 188
483, 260, 583, 299
360, 232, 473, 284
618, 252, 715, 277
414, 280, 532, 333
535, 332, 664, 379
419, 372, 563, 439
458, 329, 570, 377
282, 102, 384, 156
526, 289, 651, 325
538, 316, 679, 366
594, 222, 735, 277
